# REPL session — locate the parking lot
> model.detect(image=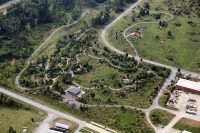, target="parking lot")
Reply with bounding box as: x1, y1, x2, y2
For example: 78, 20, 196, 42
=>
176, 92, 200, 115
